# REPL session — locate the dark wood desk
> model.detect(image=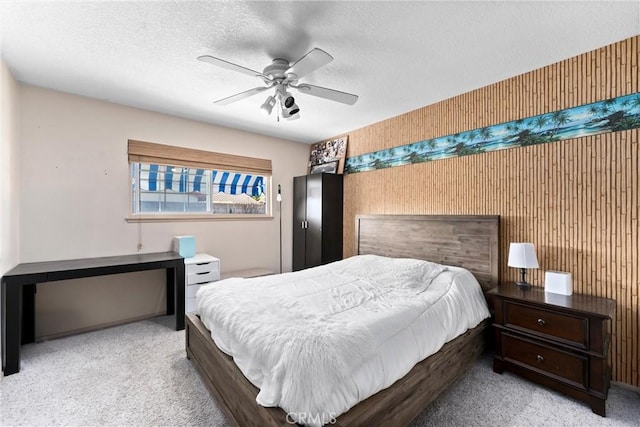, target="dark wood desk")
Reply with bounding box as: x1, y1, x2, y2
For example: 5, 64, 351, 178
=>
2, 251, 185, 376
